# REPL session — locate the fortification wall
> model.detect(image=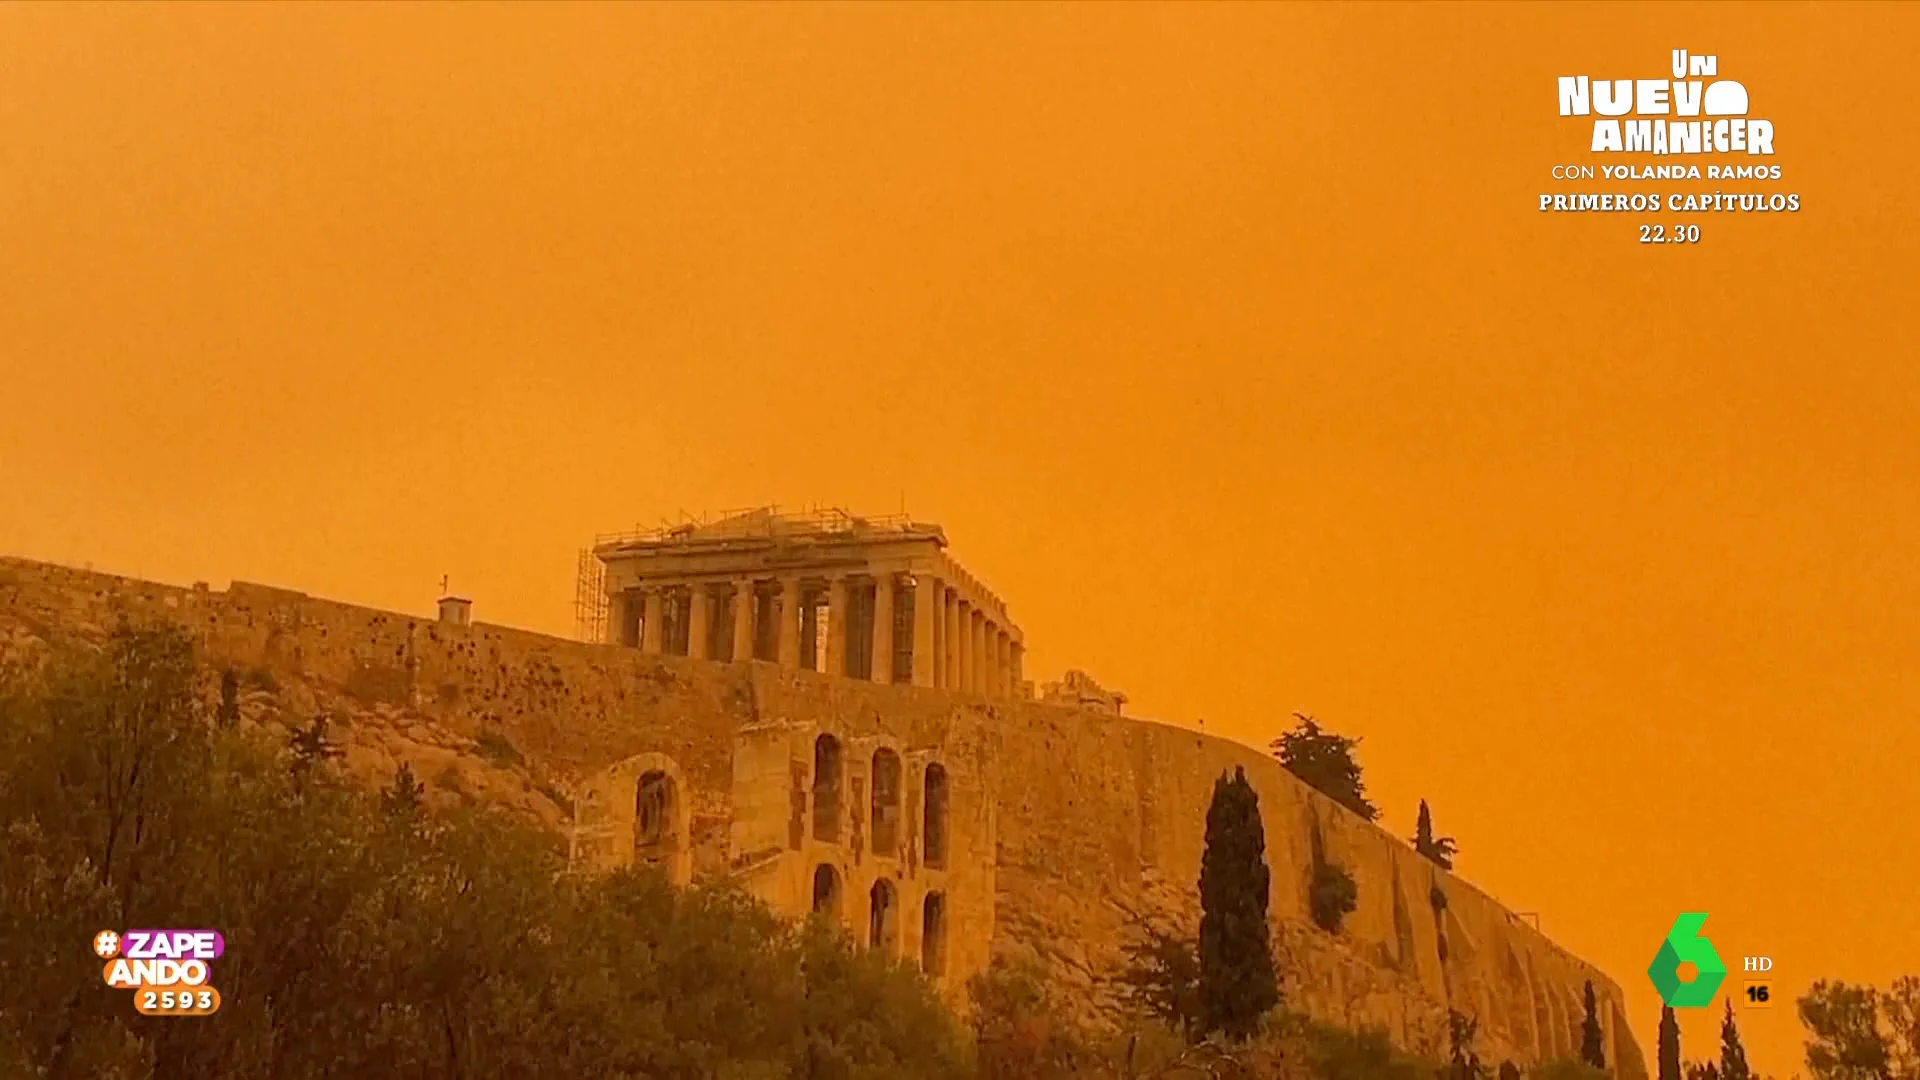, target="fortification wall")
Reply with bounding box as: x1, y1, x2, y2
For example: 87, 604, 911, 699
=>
0, 556, 1645, 1077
